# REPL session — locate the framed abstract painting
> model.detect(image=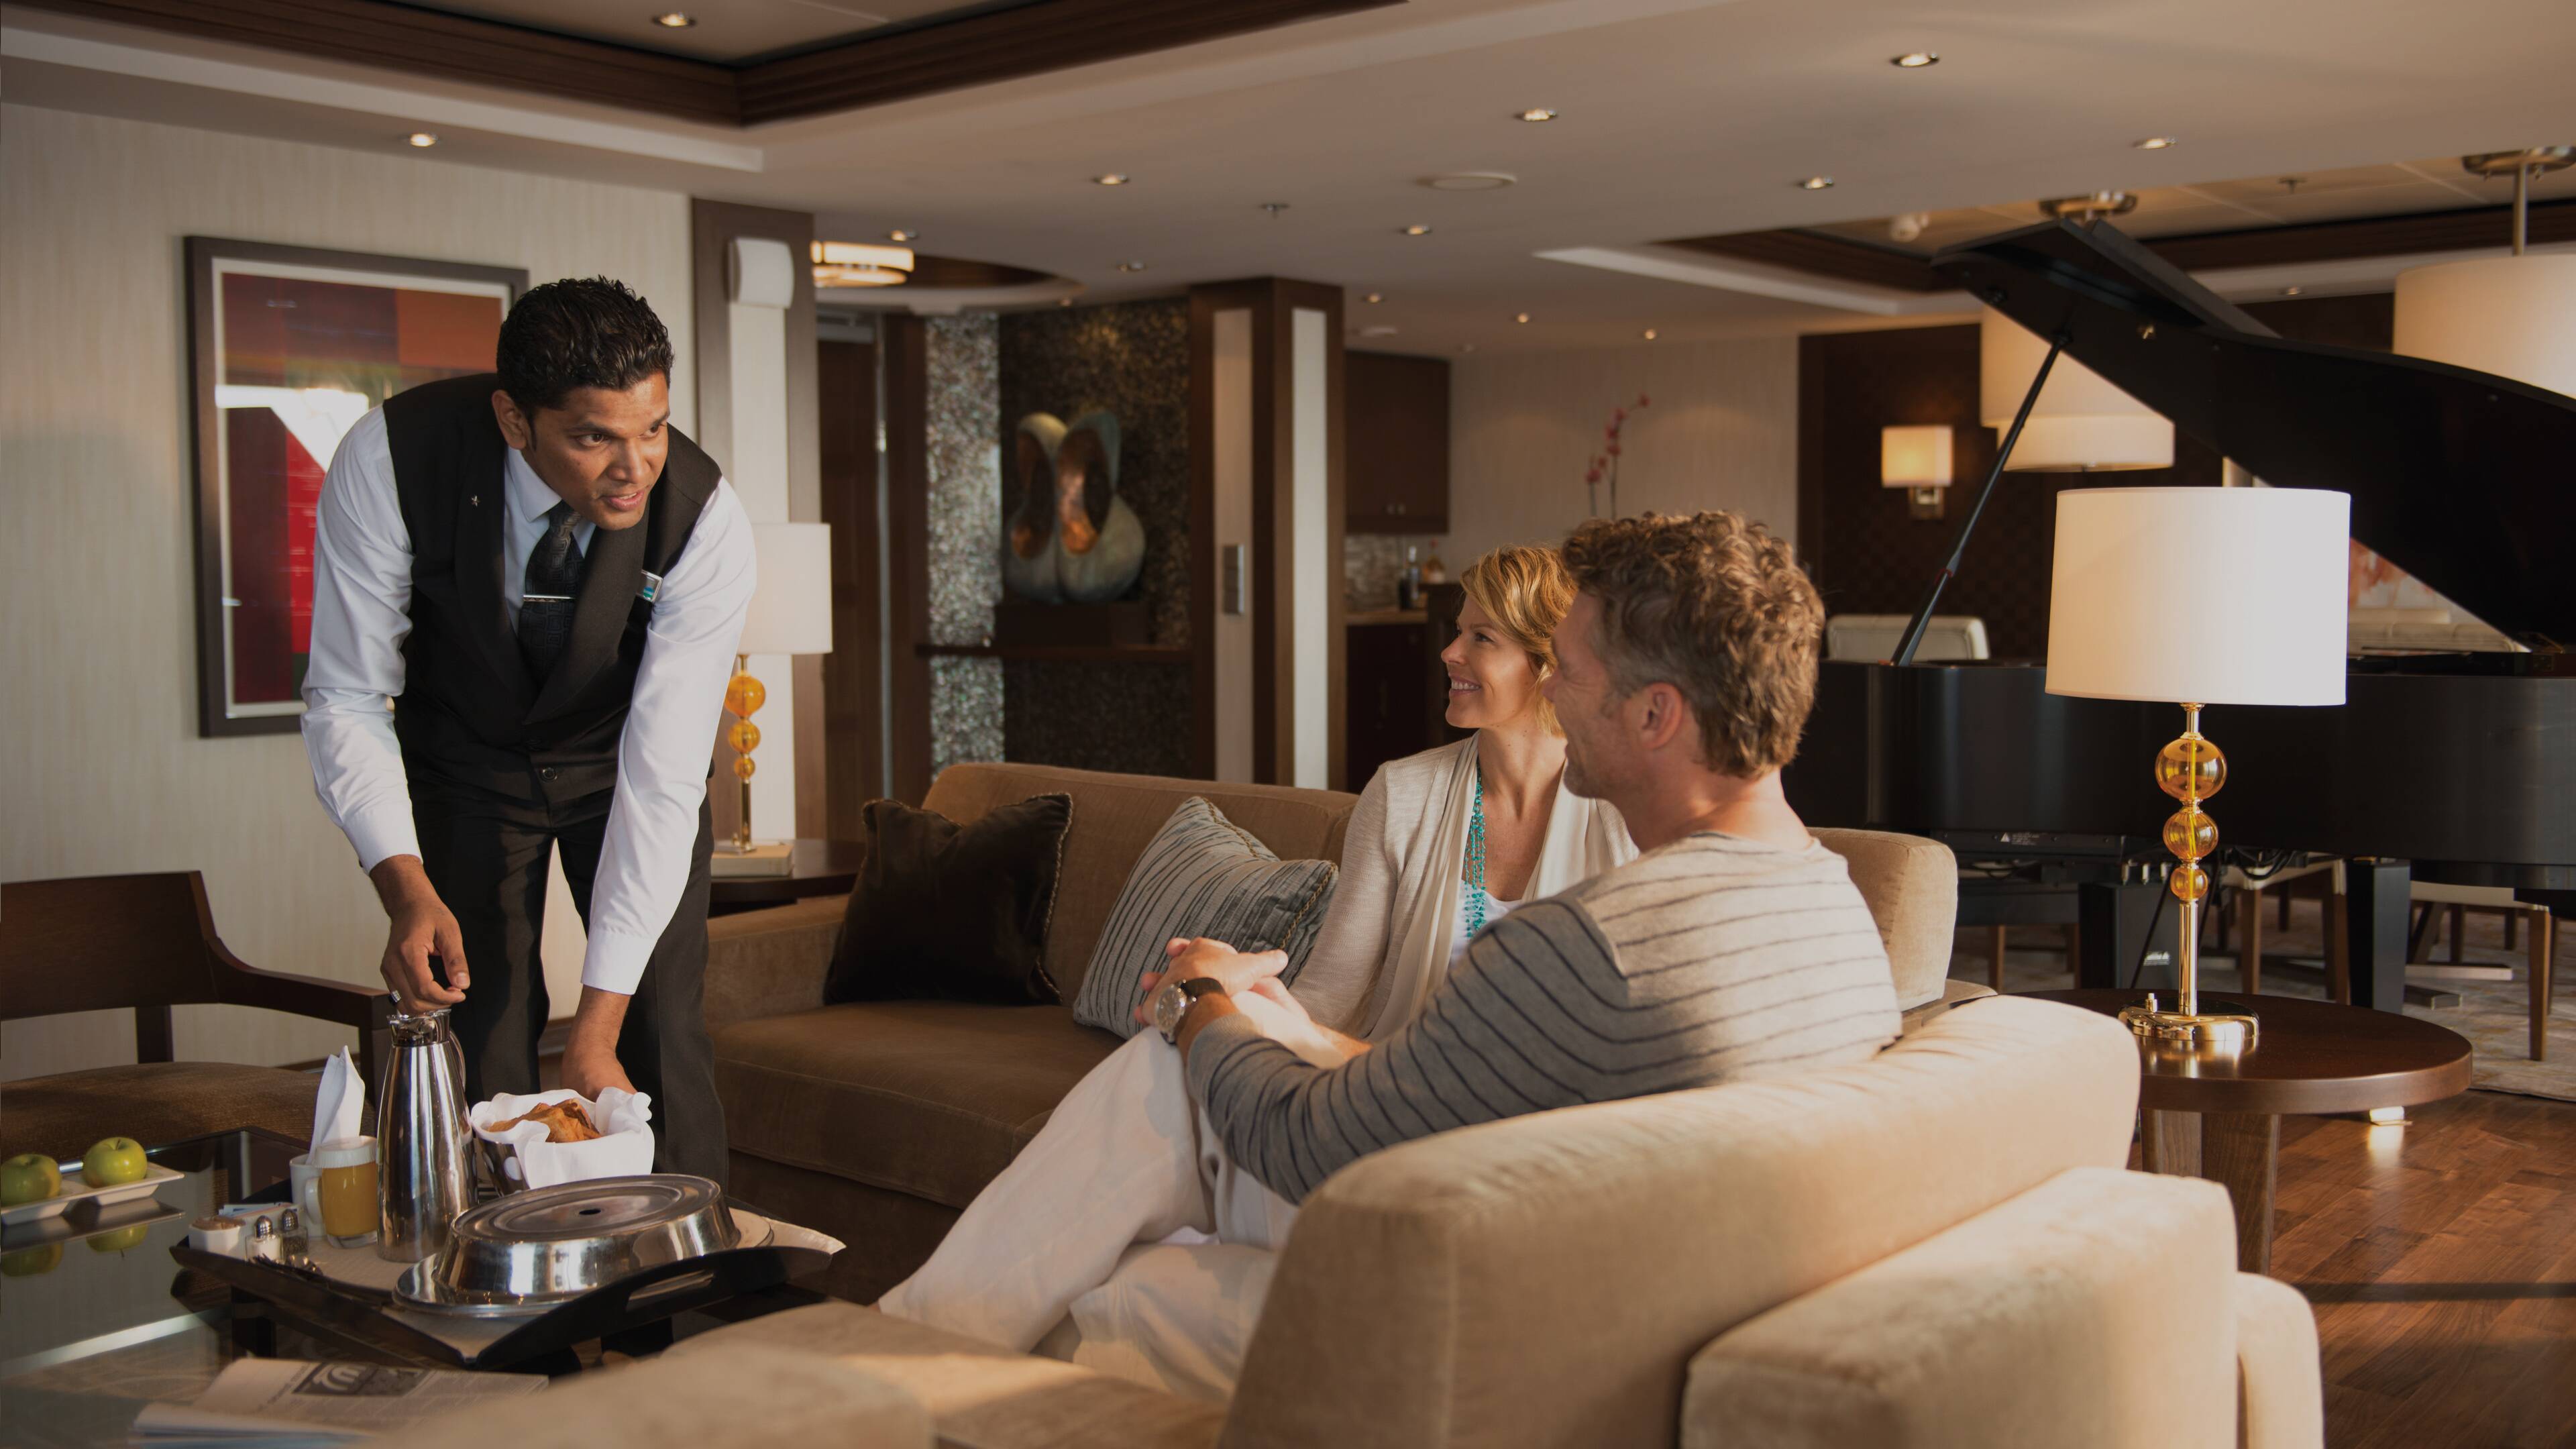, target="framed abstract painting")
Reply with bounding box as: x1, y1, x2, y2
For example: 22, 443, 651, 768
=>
185, 237, 527, 737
